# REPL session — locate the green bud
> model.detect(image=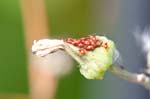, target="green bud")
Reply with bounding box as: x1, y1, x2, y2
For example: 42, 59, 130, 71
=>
65, 36, 115, 79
